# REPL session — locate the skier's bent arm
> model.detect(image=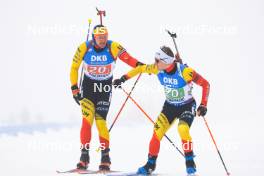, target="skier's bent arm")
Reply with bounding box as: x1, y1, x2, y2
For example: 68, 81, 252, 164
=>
182, 67, 210, 106
110, 41, 143, 68
124, 64, 159, 80
70, 42, 87, 86
112, 64, 158, 88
